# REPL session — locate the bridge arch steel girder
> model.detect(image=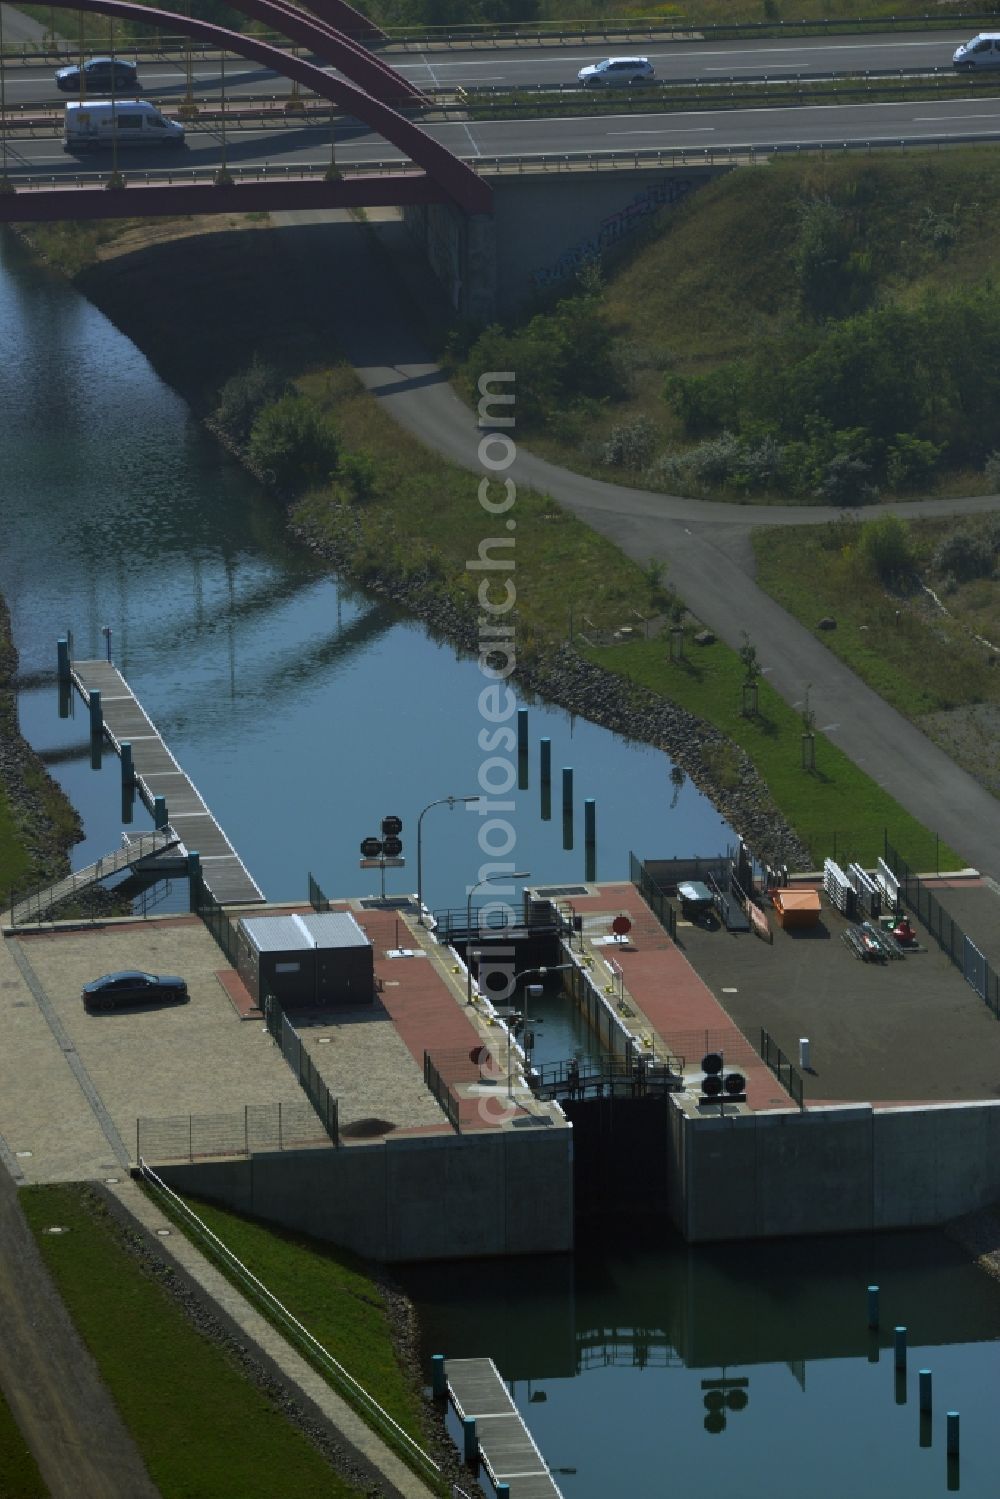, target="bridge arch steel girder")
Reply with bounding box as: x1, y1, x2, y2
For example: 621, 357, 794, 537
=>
299, 0, 385, 41
223, 0, 422, 106
41, 0, 491, 214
